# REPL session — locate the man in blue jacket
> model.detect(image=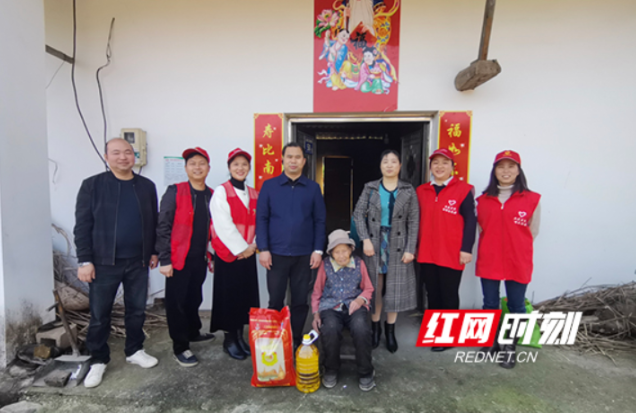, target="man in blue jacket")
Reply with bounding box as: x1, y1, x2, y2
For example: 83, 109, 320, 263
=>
256, 142, 326, 347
